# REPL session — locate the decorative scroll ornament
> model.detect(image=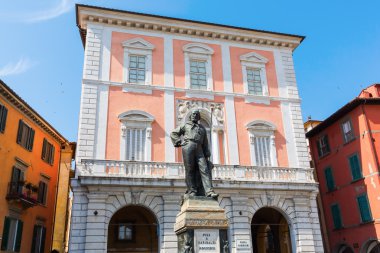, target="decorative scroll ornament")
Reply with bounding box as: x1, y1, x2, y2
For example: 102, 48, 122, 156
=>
176, 99, 224, 127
